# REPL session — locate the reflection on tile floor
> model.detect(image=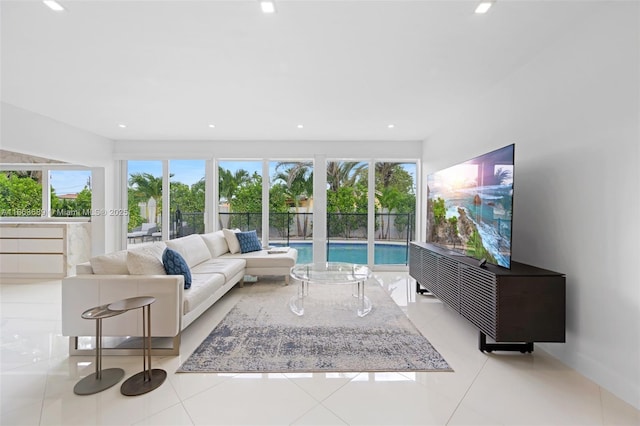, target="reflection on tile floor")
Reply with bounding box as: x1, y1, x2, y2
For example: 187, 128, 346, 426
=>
1, 274, 638, 425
